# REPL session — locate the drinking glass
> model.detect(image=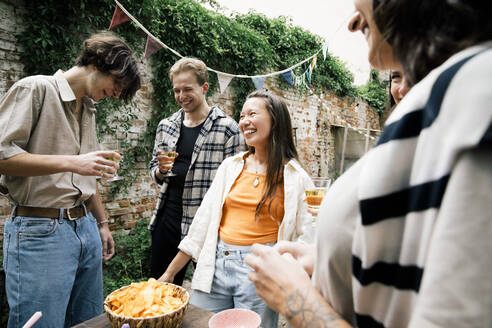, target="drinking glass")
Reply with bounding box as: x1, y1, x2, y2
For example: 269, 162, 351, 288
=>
304, 177, 331, 212
158, 145, 177, 177
107, 141, 123, 182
